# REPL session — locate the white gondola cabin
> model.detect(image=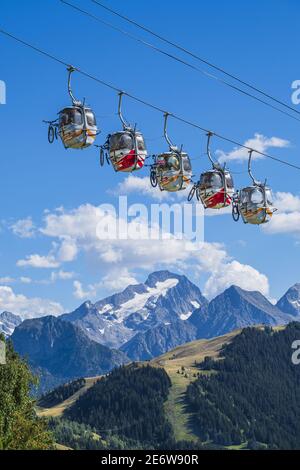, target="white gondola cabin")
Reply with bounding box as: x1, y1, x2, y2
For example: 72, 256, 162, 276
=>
45, 67, 98, 150
150, 113, 192, 192
107, 129, 147, 172
198, 167, 234, 209
151, 150, 192, 192
189, 133, 234, 208
99, 92, 147, 172
58, 105, 97, 149
232, 150, 276, 225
